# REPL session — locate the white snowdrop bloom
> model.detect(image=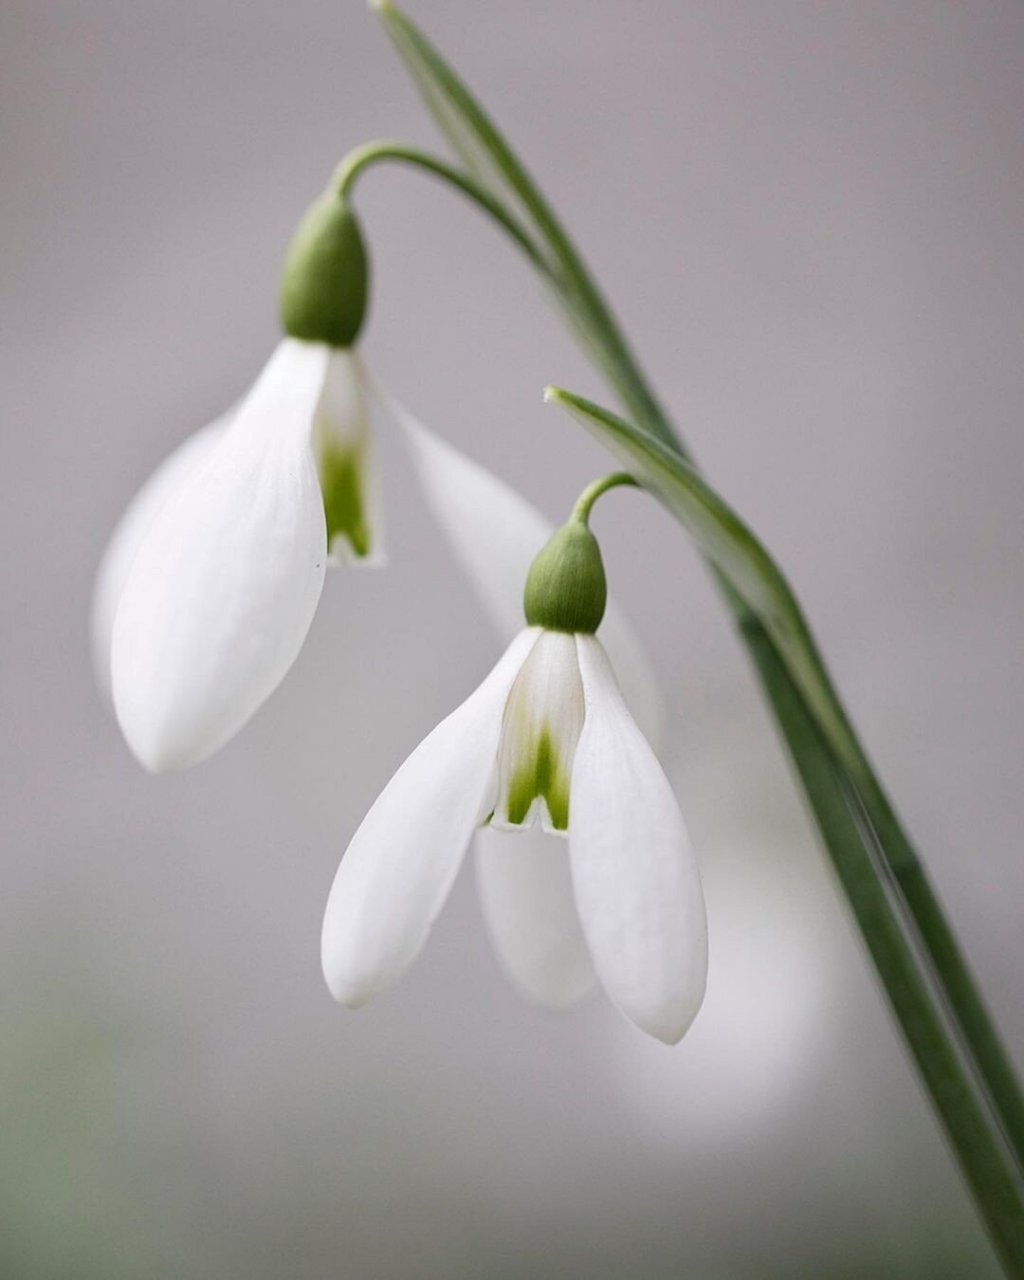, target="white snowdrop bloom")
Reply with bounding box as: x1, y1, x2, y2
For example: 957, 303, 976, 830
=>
104, 340, 384, 772
322, 515, 707, 1044
93, 189, 378, 772
386, 391, 663, 1013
